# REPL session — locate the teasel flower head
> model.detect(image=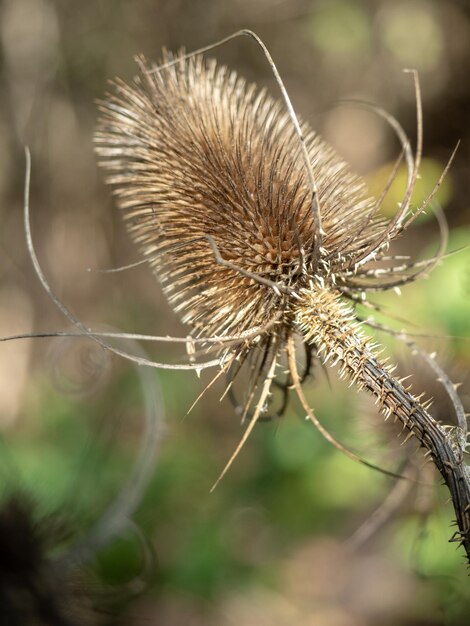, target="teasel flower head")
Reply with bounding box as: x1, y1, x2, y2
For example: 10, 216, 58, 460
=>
95, 50, 390, 338
94, 33, 470, 563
